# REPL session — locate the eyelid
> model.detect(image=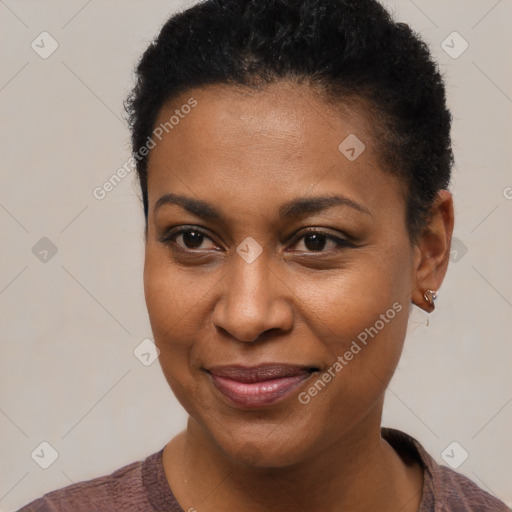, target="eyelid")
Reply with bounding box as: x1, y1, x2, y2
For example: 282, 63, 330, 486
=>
288, 228, 354, 251
159, 225, 220, 249
159, 225, 355, 253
